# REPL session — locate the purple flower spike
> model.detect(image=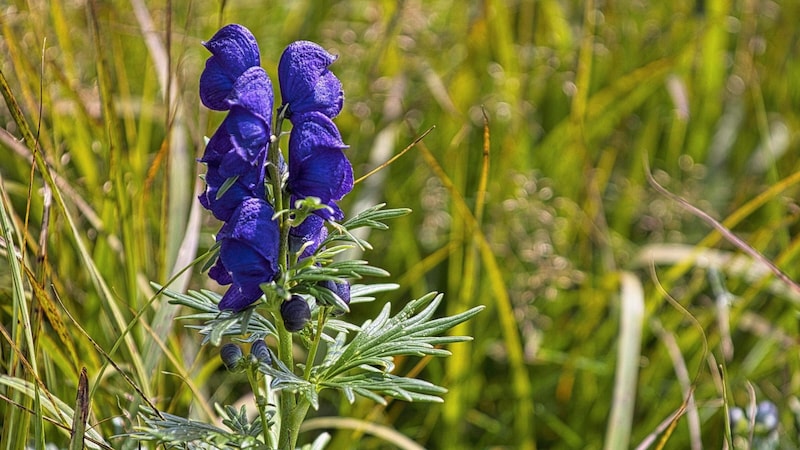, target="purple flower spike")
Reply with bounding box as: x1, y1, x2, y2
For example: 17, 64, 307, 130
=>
278, 41, 343, 119
200, 24, 261, 110
287, 112, 353, 220
214, 197, 281, 311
